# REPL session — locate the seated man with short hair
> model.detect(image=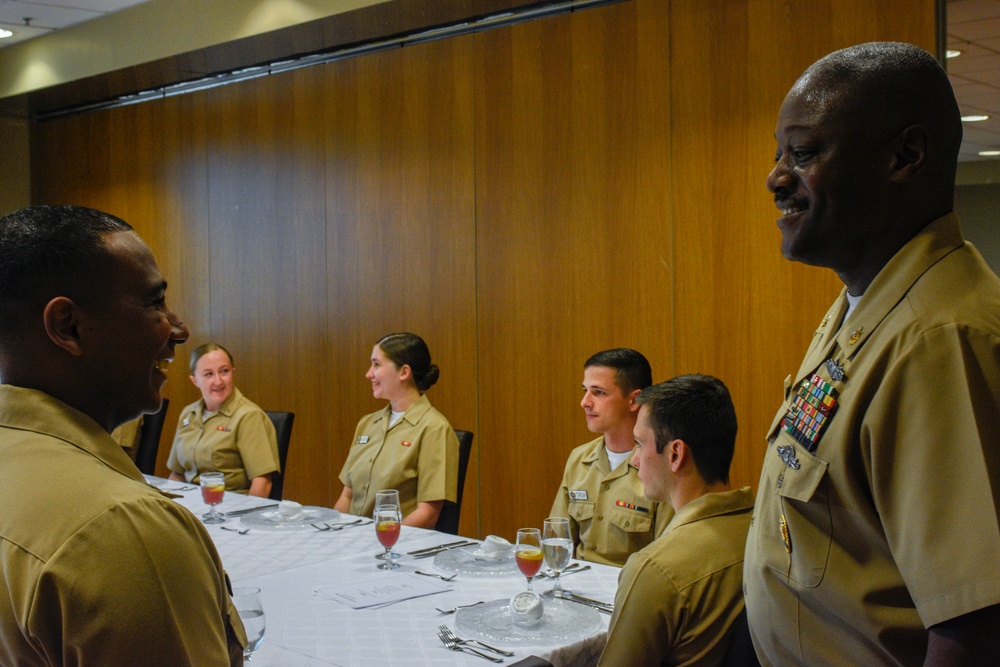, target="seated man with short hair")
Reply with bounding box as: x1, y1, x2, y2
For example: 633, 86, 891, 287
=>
599, 374, 754, 667
550, 348, 672, 566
